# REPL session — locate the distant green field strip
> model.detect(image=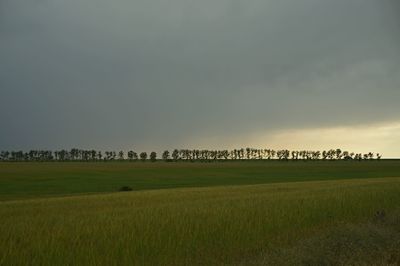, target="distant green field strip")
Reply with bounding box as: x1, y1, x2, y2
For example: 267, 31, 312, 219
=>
0, 161, 400, 200
1, 177, 400, 265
